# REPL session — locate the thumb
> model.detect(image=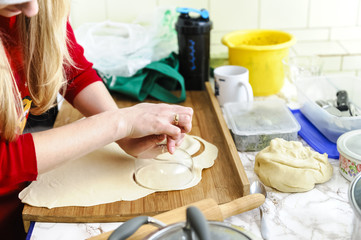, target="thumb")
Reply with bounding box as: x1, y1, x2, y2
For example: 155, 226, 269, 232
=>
136, 134, 166, 152
133, 135, 168, 159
